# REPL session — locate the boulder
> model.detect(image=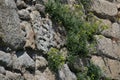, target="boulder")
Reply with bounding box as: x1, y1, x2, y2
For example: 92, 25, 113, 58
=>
13, 52, 35, 70
0, 74, 8, 80
35, 67, 56, 80
91, 56, 120, 79
111, 23, 120, 39
36, 56, 48, 69
0, 51, 12, 67
0, 0, 25, 49
91, 0, 118, 17
23, 72, 34, 80
95, 35, 120, 59
0, 66, 6, 75
94, 34, 120, 79
6, 71, 24, 80
58, 64, 77, 80
16, 0, 27, 9
18, 9, 30, 20
35, 4, 45, 14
